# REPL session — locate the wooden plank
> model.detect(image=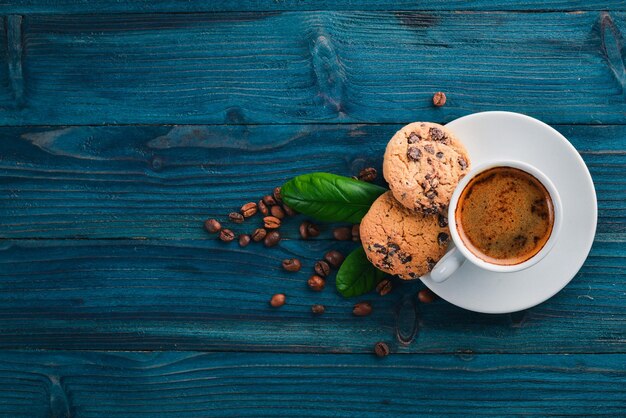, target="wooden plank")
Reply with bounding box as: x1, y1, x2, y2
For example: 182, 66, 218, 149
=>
0, 12, 625, 125
2, 0, 626, 14
0, 351, 624, 417
0, 236, 623, 352
0, 124, 623, 239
